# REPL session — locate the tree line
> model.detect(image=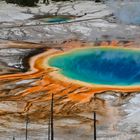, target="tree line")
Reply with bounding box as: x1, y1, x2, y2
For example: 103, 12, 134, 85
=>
5, 0, 103, 6
5, 0, 70, 6
5, 0, 39, 6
